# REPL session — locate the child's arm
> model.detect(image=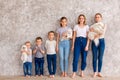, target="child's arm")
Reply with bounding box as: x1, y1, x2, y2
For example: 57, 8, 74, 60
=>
40, 49, 45, 54
71, 31, 76, 52
56, 33, 60, 53
40, 47, 45, 54
26, 49, 32, 55
21, 50, 25, 53
33, 47, 37, 54
85, 31, 90, 51
21, 48, 26, 53
89, 27, 94, 32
